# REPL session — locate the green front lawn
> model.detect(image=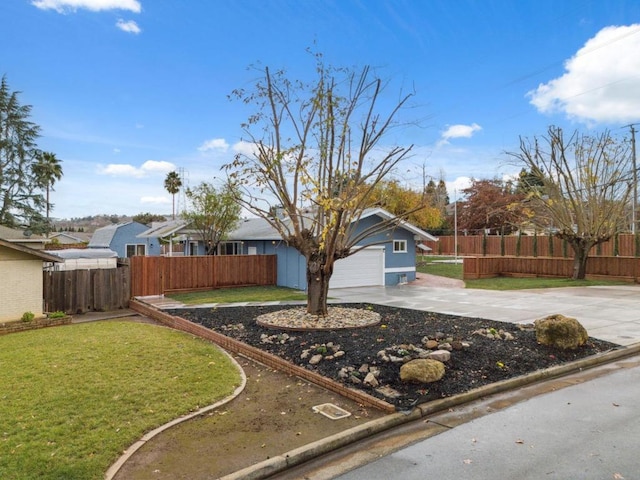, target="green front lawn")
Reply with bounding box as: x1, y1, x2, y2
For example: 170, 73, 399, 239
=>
416, 255, 628, 290
417, 255, 463, 280
168, 285, 307, 304
465, 276, 630, 290
0, 321, 241, 480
